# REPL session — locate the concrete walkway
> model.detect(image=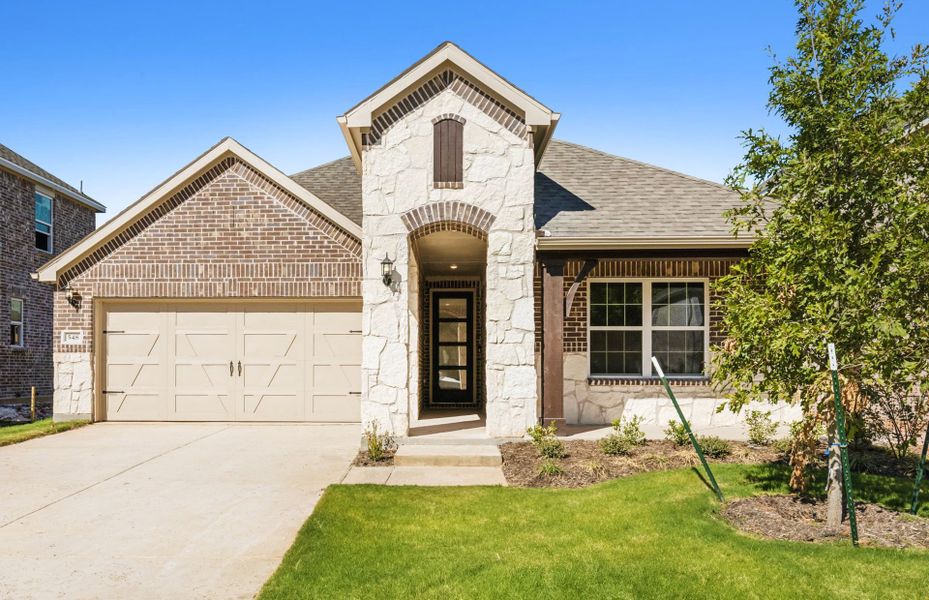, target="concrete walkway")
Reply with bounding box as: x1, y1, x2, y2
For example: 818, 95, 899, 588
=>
0, 422, 359, 600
